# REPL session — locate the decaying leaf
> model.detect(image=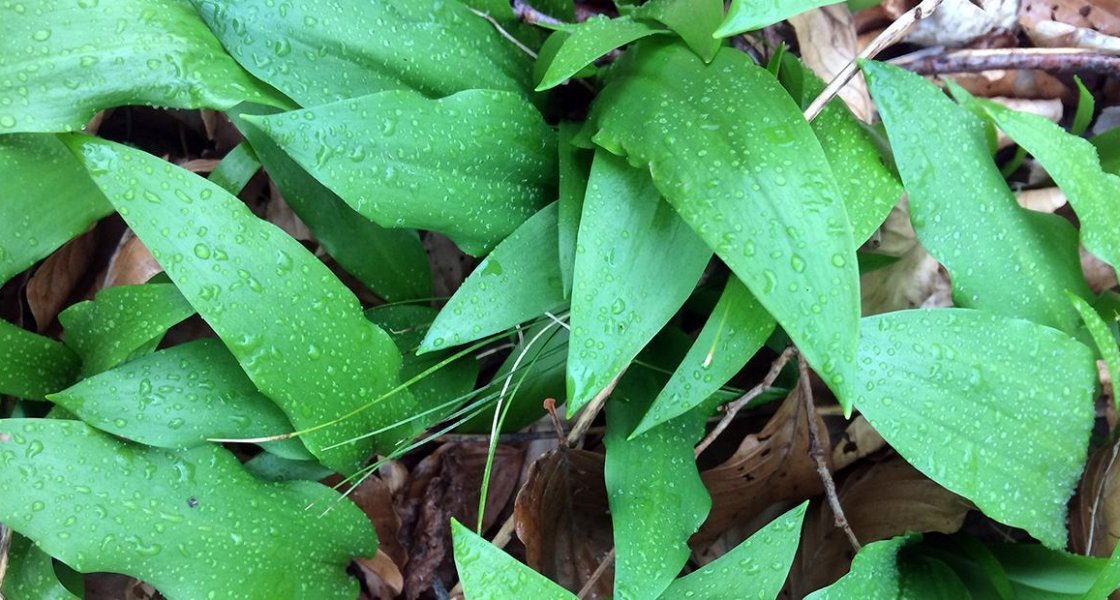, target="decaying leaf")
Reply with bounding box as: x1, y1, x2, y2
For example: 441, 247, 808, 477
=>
946, 70, 1073, 102
355, 550, 405, 600
1021, 0, 1120, 51
99, 230, 162, 290
790, 4, 873, 121
1082, 247, 1120, 293
886, 0, 1018, 47
26, 228, 98, 331
860, 203, 952, 316
831, 415, 887, 471
1072, 439, 1120, 557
